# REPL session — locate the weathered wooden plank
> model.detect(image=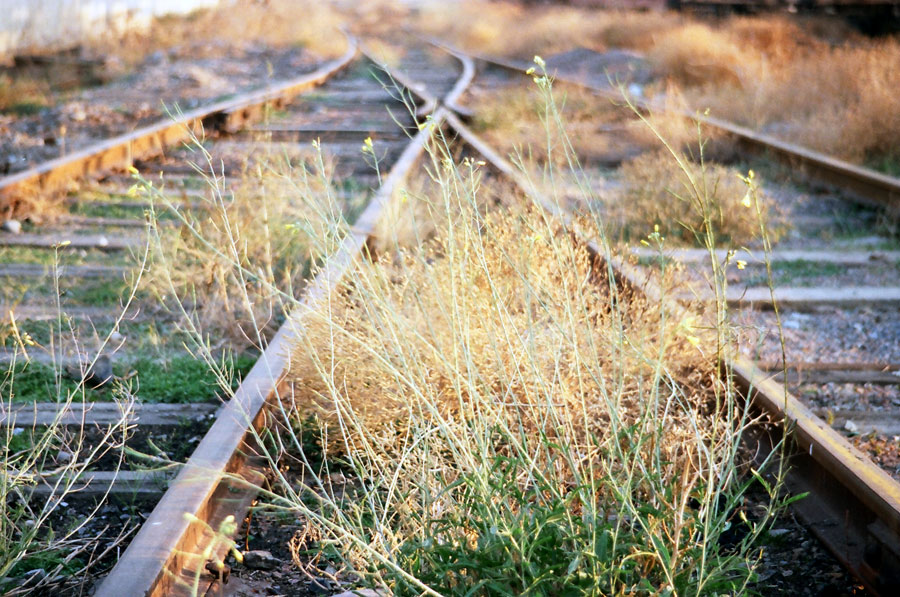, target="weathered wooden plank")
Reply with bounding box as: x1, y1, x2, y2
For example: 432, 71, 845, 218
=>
679, 286, 900, 308
29, 469, 176, 498
813, 410, 900, 437
0, 401, 219, 427
631, 247, 900, 266
0, 263, 128, 278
